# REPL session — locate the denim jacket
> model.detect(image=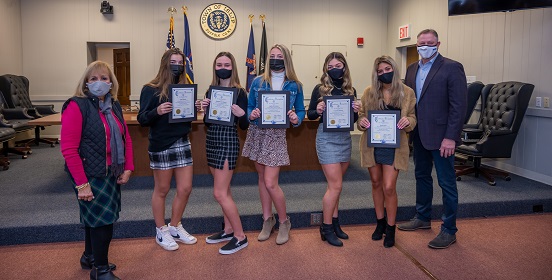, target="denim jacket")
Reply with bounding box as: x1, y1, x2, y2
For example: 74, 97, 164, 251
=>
247, 76, 306, 127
